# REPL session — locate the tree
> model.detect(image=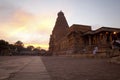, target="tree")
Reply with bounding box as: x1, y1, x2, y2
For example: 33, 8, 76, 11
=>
26, 45, 34, 51
0, 40, 8, 44
15, 41, 24, 47
14, 41, 24, 54
36, 46, 41, 50
0, 40, 9, 55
